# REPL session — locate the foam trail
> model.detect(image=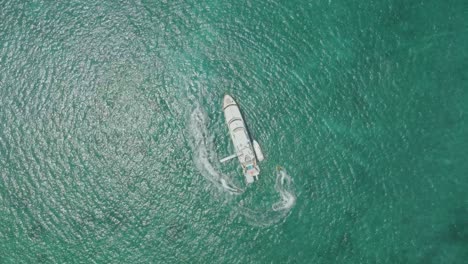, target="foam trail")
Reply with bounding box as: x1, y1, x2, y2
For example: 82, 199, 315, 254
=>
188, 105, 243, 195
272, 167, 296, 211
238, 167, 296, 227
